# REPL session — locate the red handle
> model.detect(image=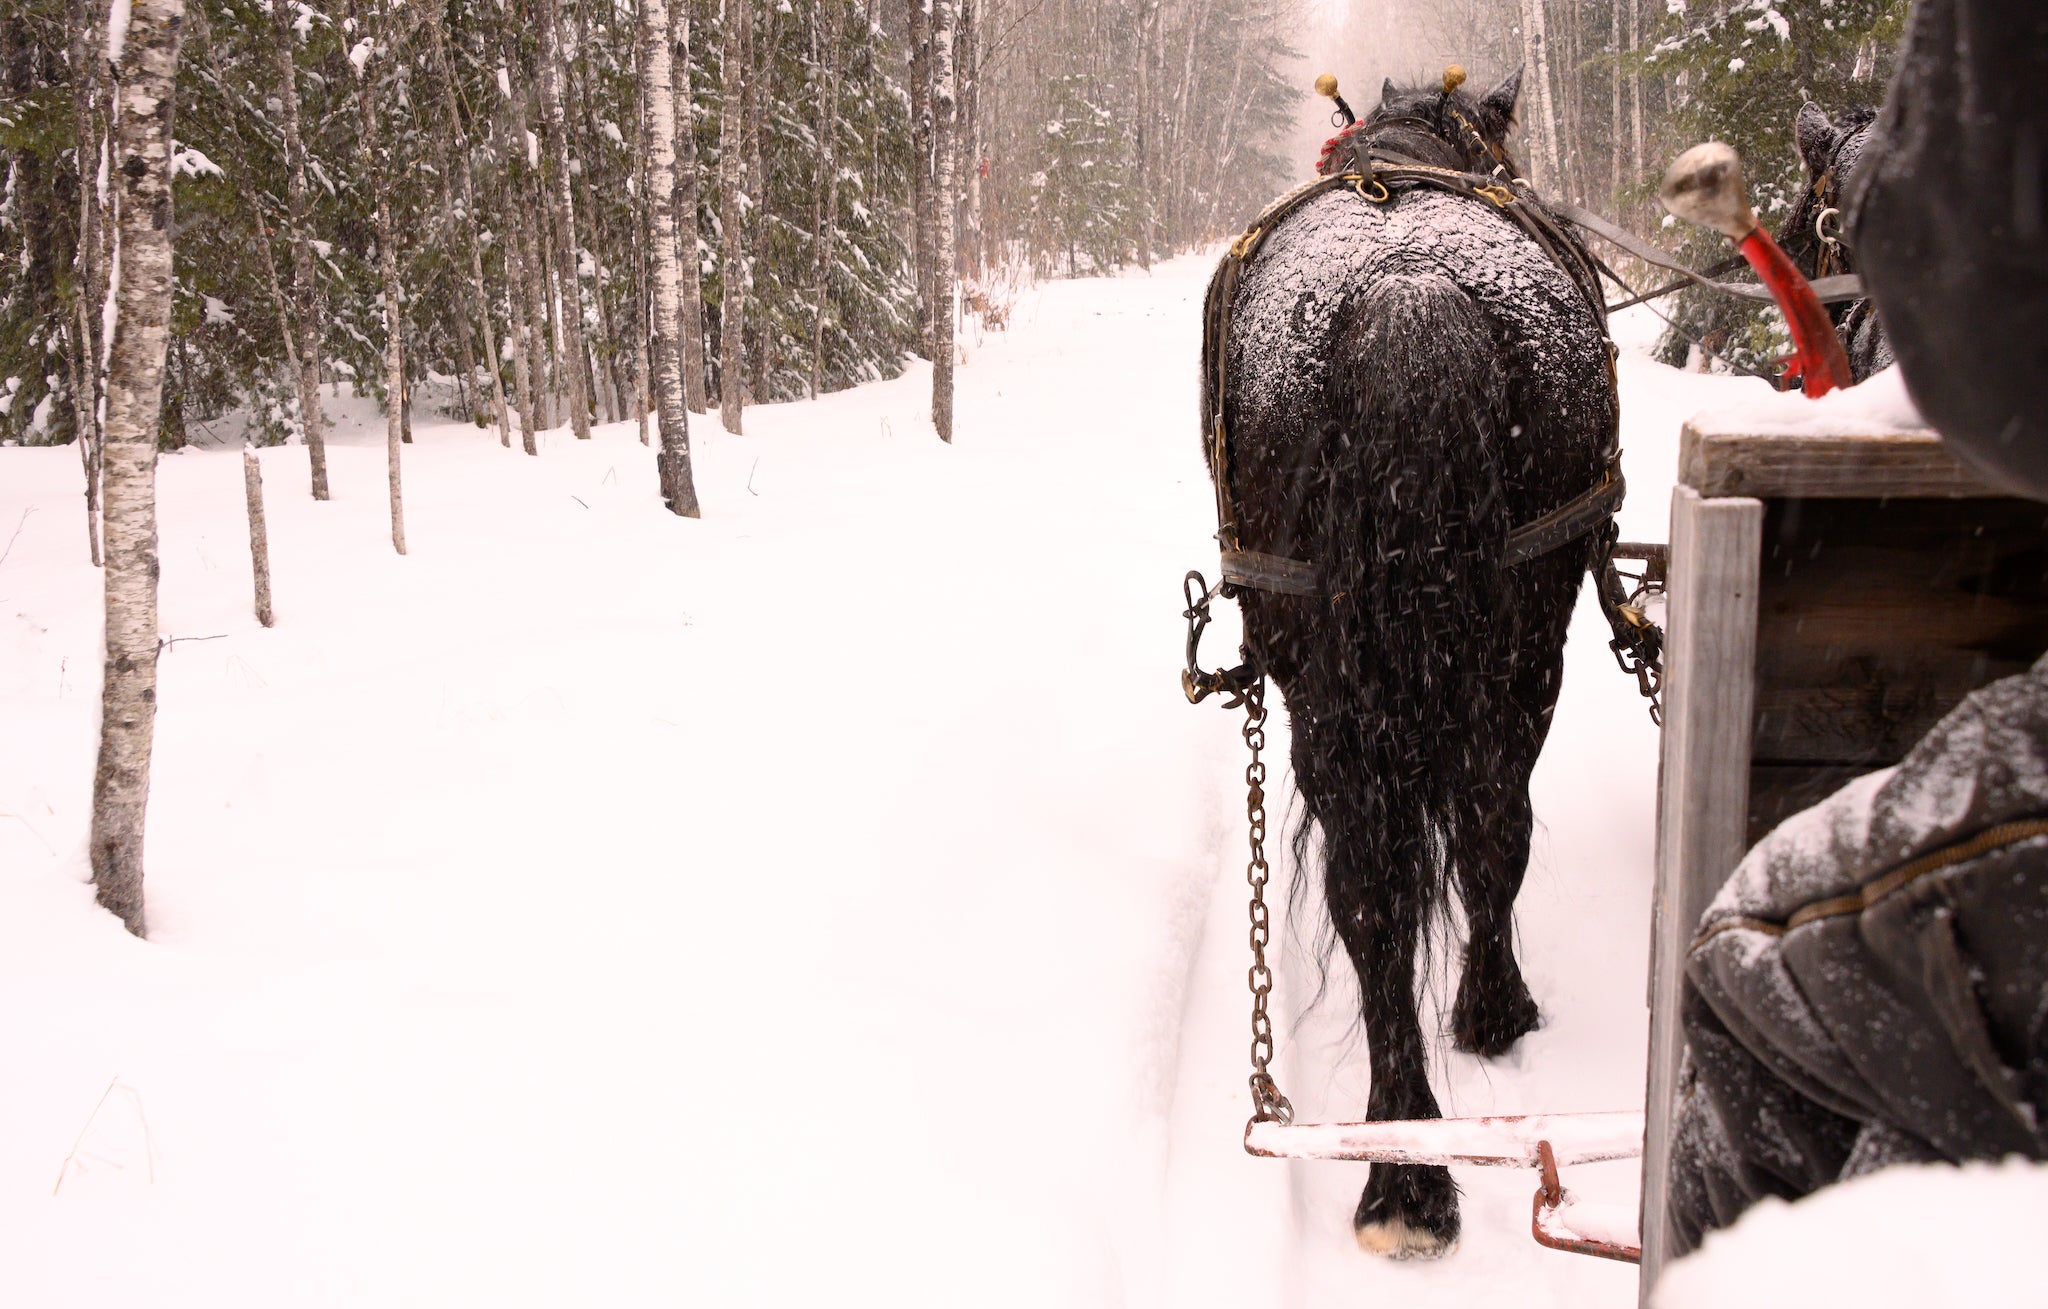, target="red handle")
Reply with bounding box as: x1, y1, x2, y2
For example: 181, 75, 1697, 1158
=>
1737, 227, 1853, 397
